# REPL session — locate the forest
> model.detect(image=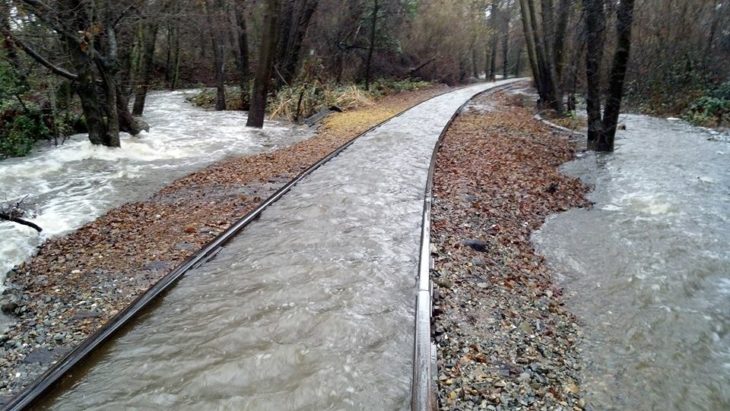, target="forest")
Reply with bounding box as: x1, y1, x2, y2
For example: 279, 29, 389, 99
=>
1, 1, 729, 410
0, 0, 728, 157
